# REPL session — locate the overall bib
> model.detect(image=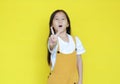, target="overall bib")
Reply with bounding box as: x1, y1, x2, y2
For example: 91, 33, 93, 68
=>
48, 38, 78, 84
